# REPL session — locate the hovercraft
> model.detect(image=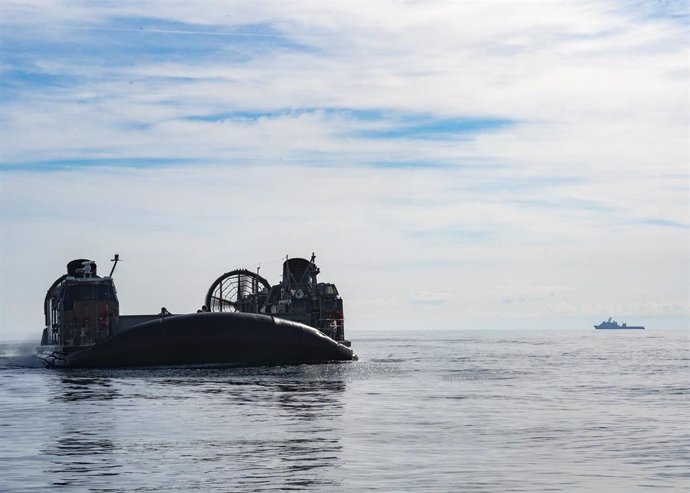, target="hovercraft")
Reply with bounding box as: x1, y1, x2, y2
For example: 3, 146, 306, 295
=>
36, 254, 354, 368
